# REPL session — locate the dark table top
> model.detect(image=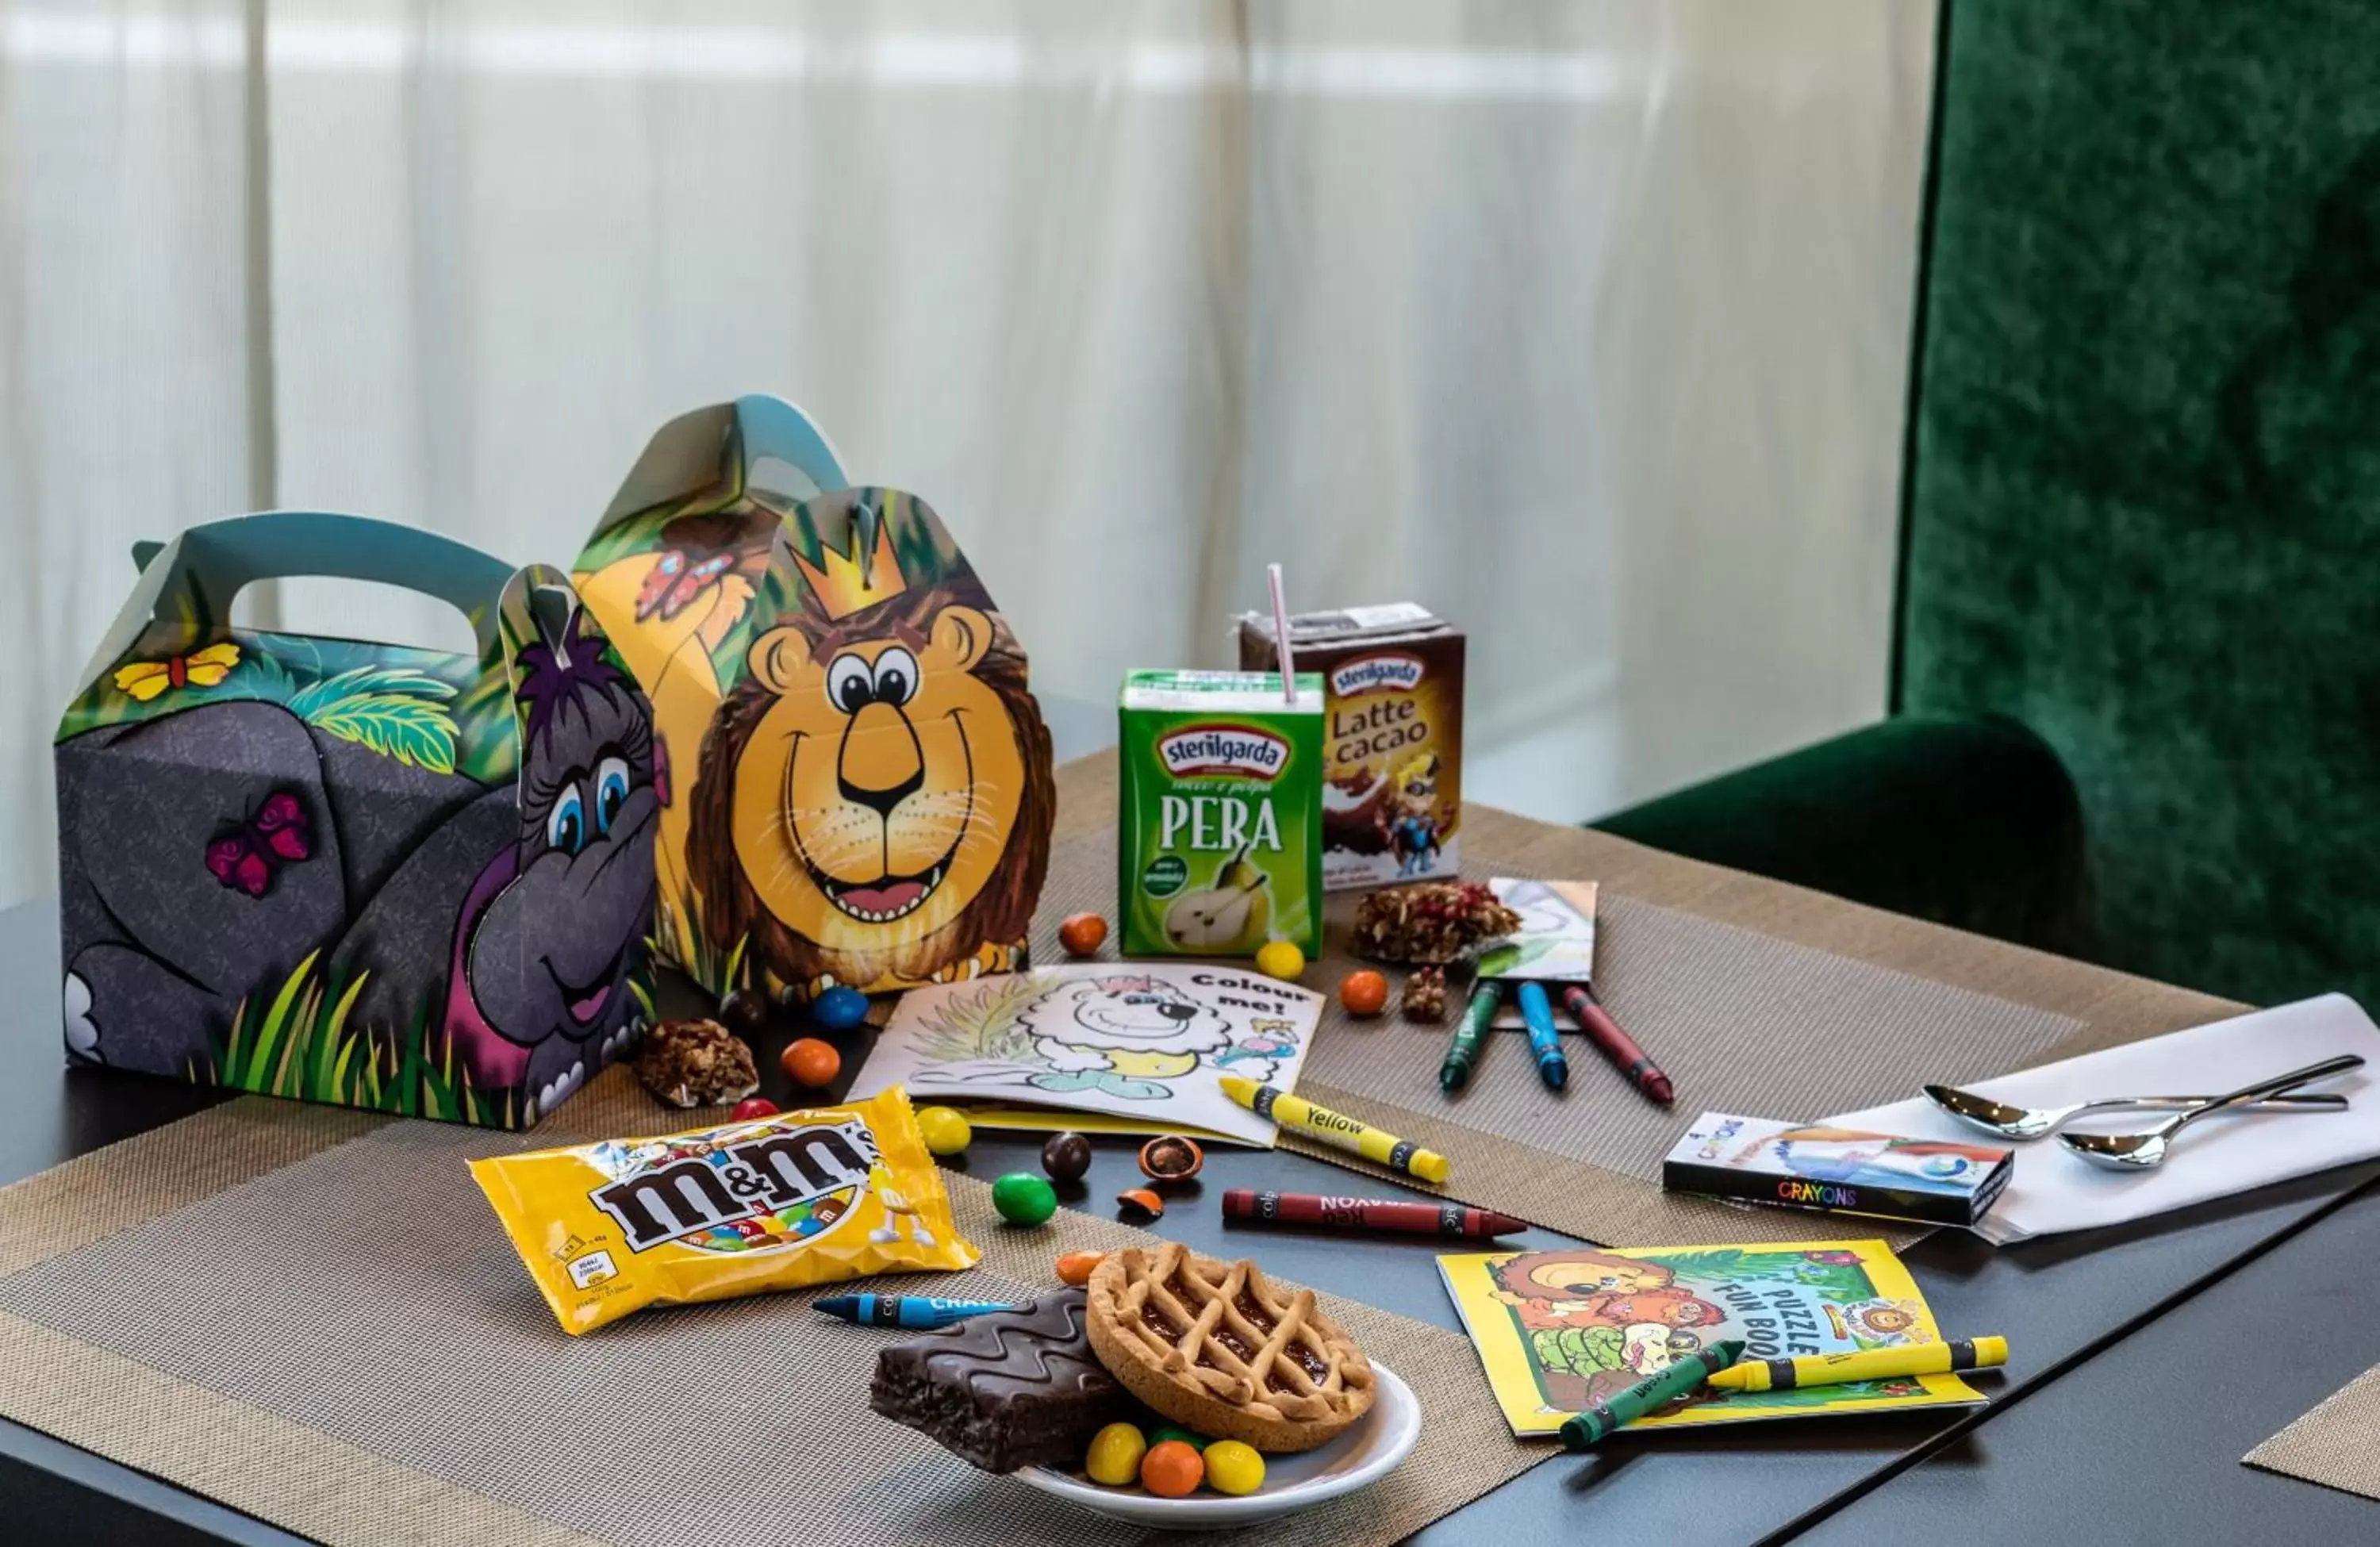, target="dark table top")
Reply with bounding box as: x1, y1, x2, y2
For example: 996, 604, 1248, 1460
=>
10, 691, 2375, 1545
